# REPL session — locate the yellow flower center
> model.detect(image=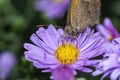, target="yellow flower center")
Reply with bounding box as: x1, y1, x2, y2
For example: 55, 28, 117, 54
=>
53, 0, 63, 4
55, 42, 80, 65
108, 35, 113, 41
